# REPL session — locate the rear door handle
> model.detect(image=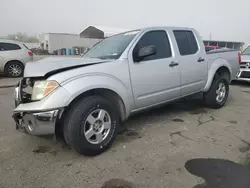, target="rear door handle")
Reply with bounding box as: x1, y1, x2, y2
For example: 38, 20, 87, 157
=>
197, 57, 205, 62
169, 61, 179, 67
